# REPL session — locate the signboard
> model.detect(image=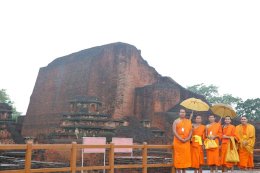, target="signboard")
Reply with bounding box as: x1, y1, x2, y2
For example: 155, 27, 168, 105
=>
82, 137, 106, 153
112, 137, 133, 153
